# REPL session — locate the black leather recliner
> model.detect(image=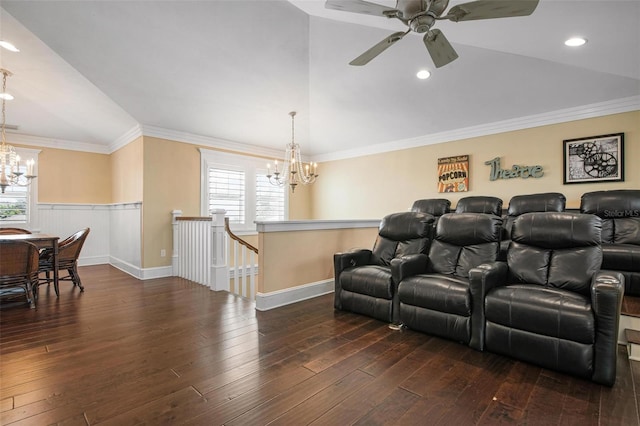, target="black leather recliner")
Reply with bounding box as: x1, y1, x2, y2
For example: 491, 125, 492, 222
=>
499, 192, 566, 260
392, 213, 502, 348
334, 212, 435, 323
411, 198, 451, 216
474, 212, 624, 386
455, 196, 503, 216
411, 198, 451, 236
581, 189, 640, 296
